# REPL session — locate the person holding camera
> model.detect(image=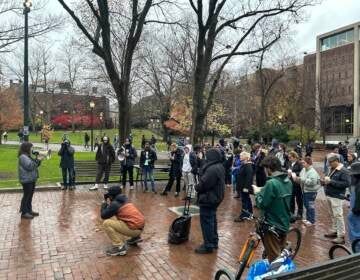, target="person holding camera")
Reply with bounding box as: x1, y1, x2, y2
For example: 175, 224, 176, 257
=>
18, 142, 42, 219
101, 186, 145, 256
118, 138, 137, 190
252, 156, 293, 263
90, 136, 115, 190
58, 139, 75, 190
139, 141, 157, 193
